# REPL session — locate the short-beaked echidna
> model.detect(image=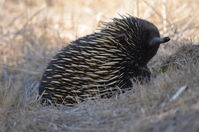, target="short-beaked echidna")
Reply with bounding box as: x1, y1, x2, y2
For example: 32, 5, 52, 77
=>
39, 16, 170, 106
